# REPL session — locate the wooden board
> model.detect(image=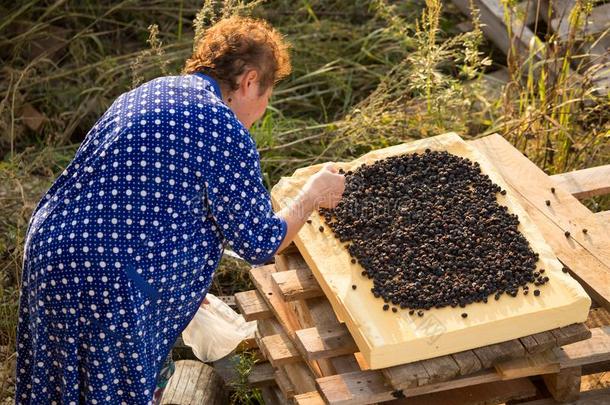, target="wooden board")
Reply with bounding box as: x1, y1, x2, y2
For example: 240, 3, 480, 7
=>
313, 326, 609, 402
271, 132, 591, 369
317, 371, 537, 405
248, 362, 276, 388
234, 290, 272, 321
259, 333, 302, 367
160, 360, 227, 405
494, 350, 560, 379
550, 165, 610, 200
471, 134, 610, 311
271, 269, 324, 301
